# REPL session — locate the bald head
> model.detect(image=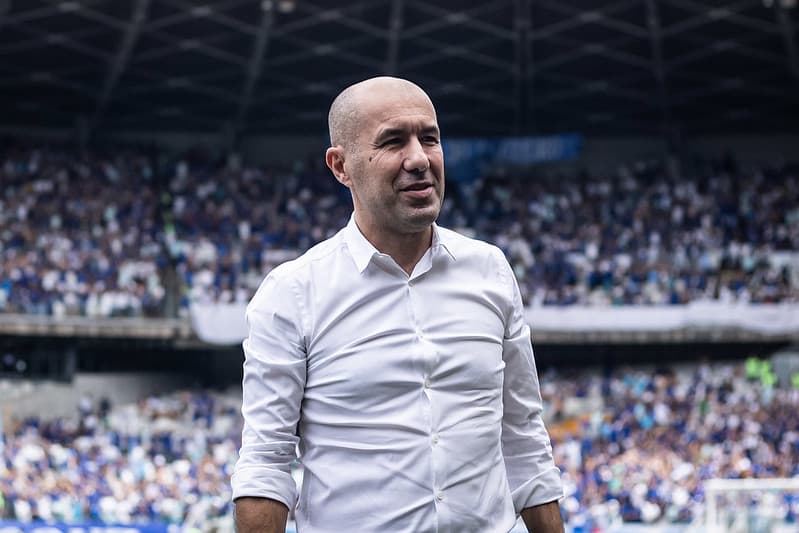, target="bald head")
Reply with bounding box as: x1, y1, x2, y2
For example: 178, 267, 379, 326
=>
328, 76, 435, 151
